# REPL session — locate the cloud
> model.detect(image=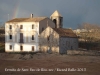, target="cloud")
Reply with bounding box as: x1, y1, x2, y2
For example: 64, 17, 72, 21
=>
0, 0, 100, 28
